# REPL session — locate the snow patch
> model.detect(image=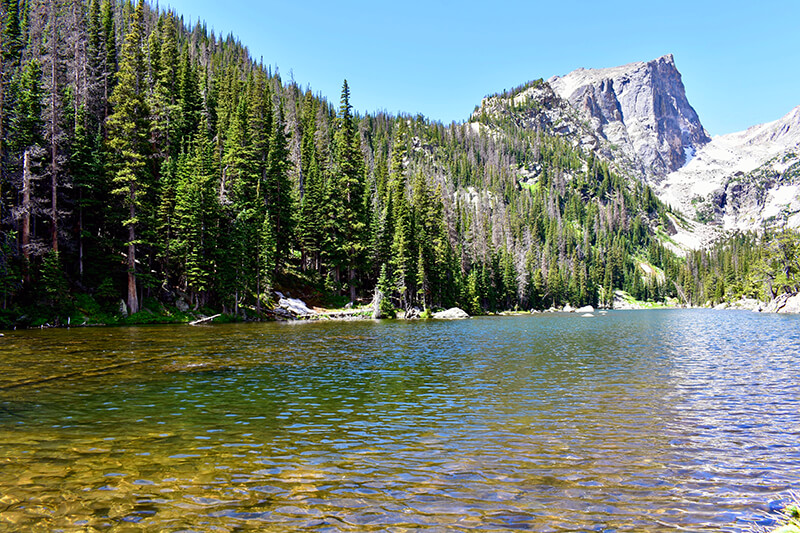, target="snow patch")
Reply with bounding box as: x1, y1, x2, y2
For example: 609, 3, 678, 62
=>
656, 104, 800, 233
683, 145, 695, 166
